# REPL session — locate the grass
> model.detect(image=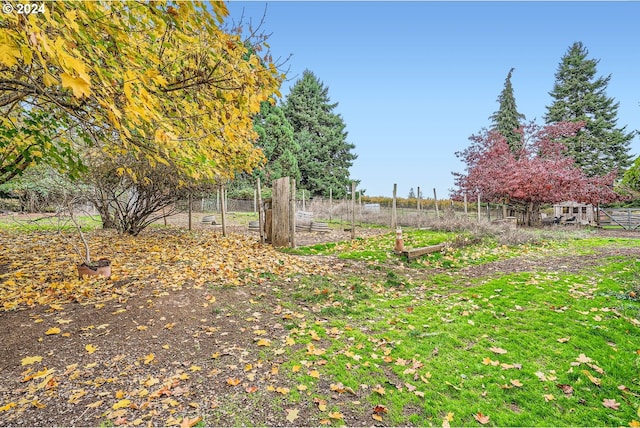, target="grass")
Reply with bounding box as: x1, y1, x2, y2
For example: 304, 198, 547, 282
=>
271, 230, 640, 426
285, 229, 456, 263
0, 214, 101, 232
